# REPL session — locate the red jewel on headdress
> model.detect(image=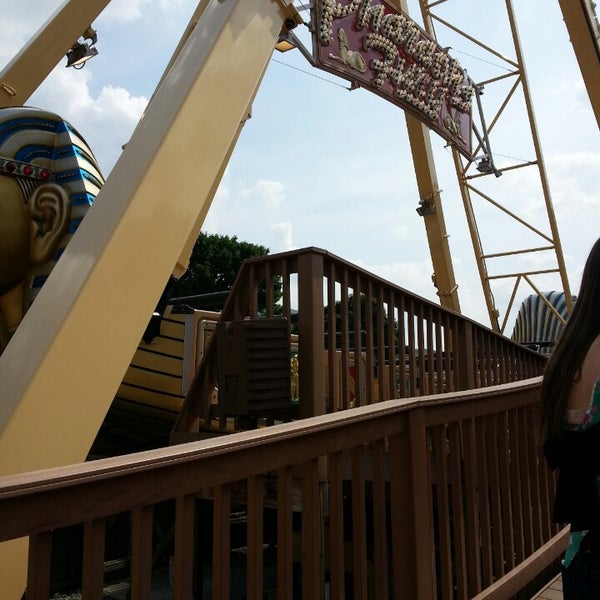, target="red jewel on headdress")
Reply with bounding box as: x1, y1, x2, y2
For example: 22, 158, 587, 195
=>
23, 165, 33, 176
5, 161, 16, 173
39, 169, 50, 180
